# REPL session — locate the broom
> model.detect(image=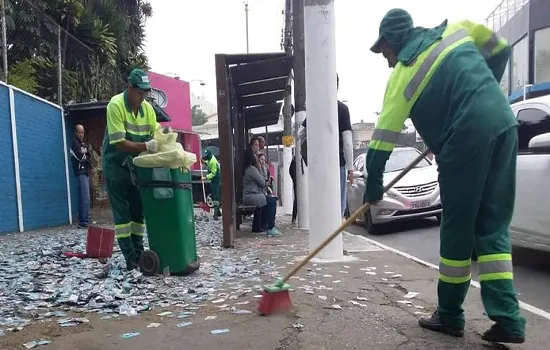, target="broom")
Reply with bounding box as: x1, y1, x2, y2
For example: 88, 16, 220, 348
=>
257, 149, 431, 315
198, 159, 211, 213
